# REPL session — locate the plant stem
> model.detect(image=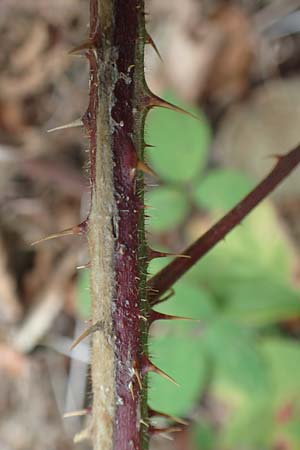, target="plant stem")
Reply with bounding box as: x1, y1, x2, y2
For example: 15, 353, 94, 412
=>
149, 145, 300, 304
85, 0, 300, 447
86, 1, 148, 450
